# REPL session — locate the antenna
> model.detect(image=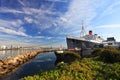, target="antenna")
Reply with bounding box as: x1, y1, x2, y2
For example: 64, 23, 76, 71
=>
80, 20, 86, 37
